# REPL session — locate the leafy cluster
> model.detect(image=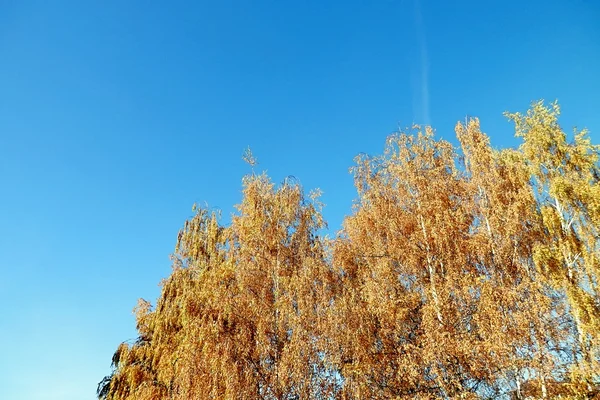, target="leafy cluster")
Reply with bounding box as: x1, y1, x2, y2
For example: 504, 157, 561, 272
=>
99, 102, 600, 399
